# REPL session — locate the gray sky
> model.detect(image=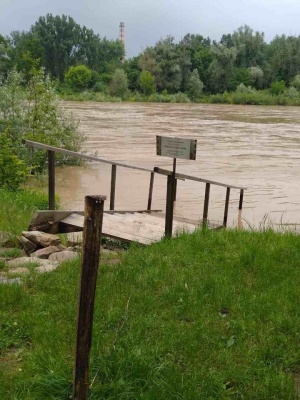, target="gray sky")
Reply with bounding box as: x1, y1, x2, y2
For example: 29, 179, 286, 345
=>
1, 0, 300, 57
